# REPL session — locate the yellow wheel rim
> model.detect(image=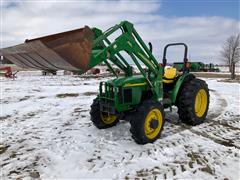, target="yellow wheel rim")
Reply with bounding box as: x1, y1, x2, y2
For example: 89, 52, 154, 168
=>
100, 113, 117, 124
144, 108, 163, 139
195, 89, 208, 117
